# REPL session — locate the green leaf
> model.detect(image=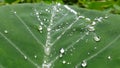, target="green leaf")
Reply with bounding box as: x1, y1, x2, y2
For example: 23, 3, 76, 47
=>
0, 3, 120, 68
